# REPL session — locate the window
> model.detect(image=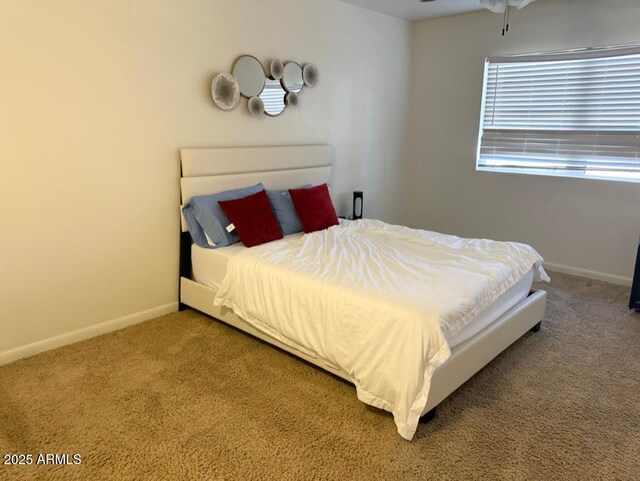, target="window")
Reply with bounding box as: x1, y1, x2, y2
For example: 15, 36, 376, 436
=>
477, 45, 640, 182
